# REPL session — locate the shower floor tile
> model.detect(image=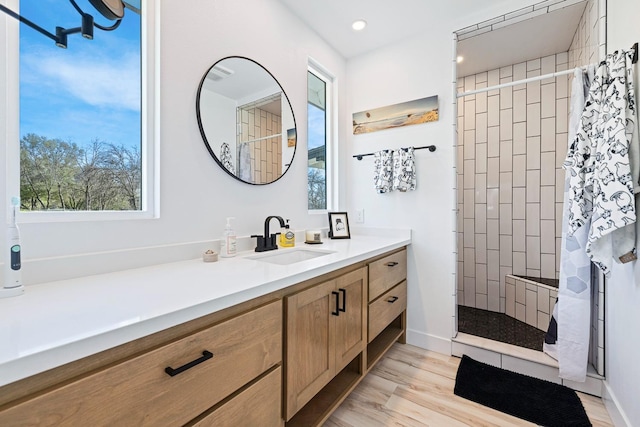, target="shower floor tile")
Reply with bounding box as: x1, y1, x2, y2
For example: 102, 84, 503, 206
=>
458, 305, 545, 351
